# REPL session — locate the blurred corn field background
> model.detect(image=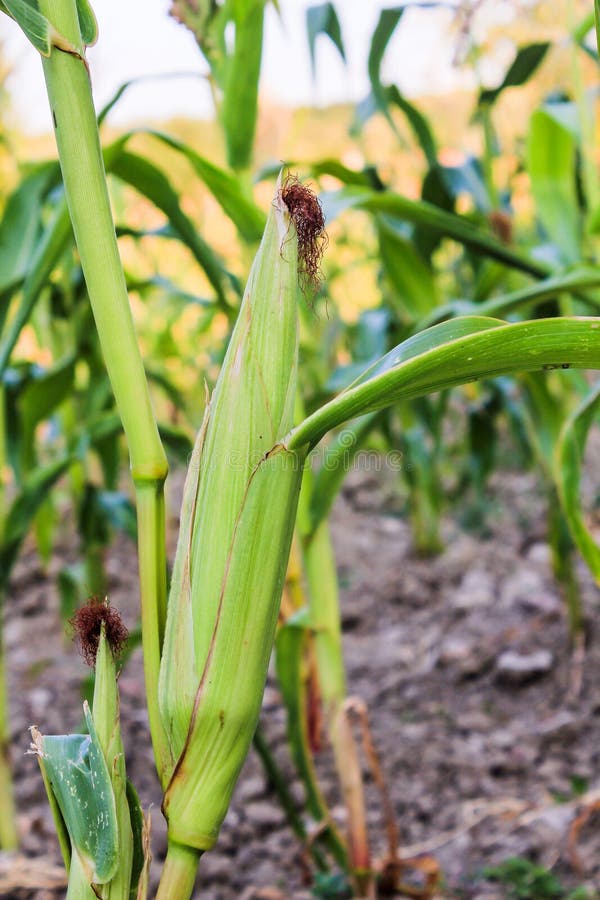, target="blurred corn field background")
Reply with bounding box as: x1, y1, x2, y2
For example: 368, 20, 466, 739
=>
2, 0, 600, 898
